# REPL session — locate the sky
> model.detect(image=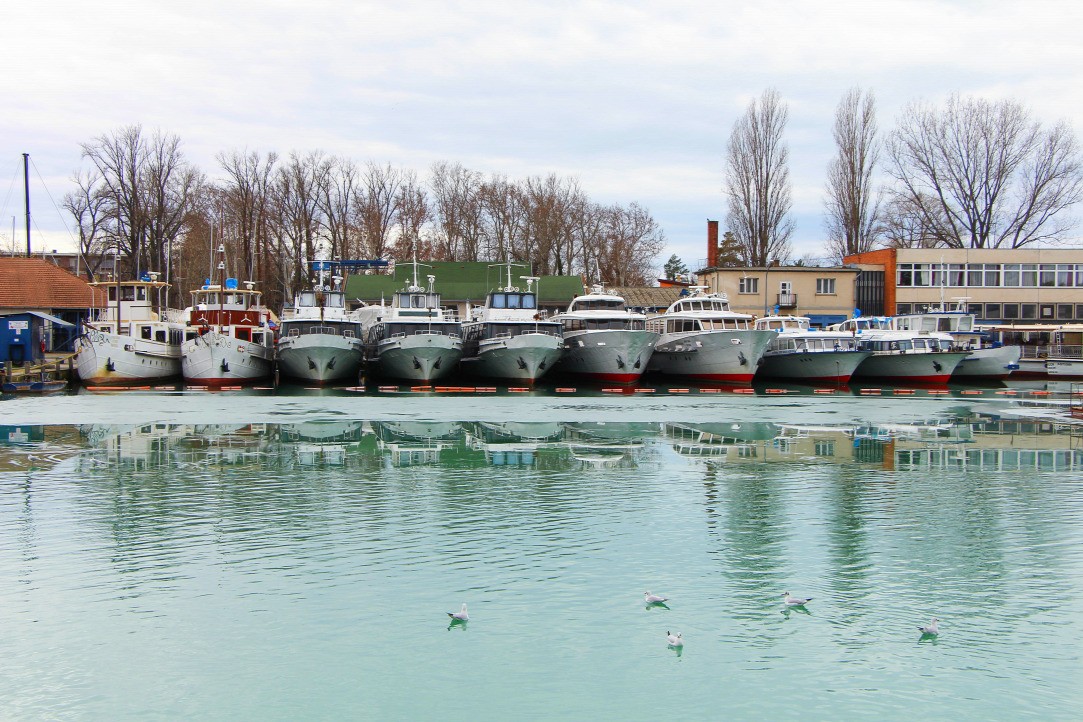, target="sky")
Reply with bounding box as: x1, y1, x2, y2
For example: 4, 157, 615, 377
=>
4, 0, 1083, 275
